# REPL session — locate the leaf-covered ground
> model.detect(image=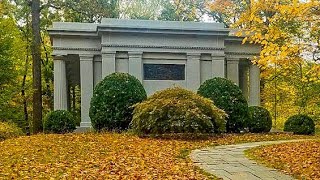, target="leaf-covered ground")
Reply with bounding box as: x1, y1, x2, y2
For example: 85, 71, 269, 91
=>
0, 133, 315, 179
246, 140, 320, 180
